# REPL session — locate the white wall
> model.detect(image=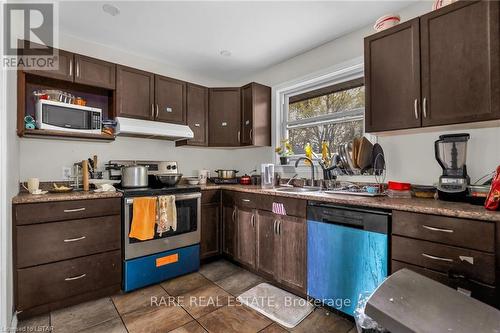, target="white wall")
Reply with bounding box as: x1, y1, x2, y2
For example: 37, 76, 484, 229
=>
249, 1, 500, 185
